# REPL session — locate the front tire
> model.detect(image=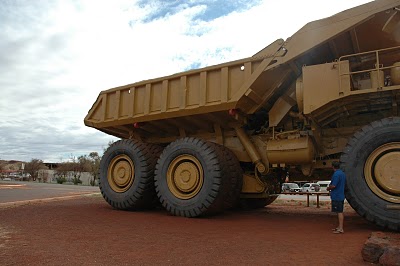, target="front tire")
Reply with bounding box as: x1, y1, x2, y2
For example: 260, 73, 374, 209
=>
341, 117, 400, 231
